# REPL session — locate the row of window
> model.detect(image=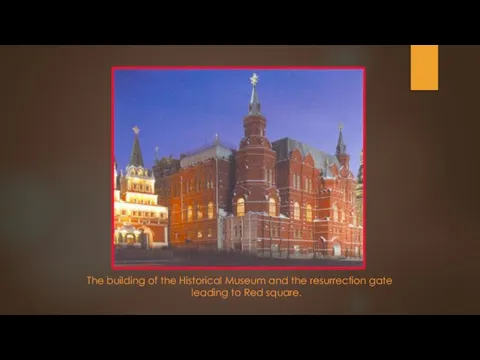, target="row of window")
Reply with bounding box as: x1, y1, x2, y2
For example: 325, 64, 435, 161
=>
233, 225, 357, 240
173, 228, 214, 240
168, 174, 215, 197
160, 174, 356, 201
115, 209, 166, 218
128, 183, 152, 193
183, 202, 215, 222
128, 168, 148, 177
292, 174, 314, 192
233, 225, 309, 239
235, 198, 358, 225
128, 198, 155, 205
